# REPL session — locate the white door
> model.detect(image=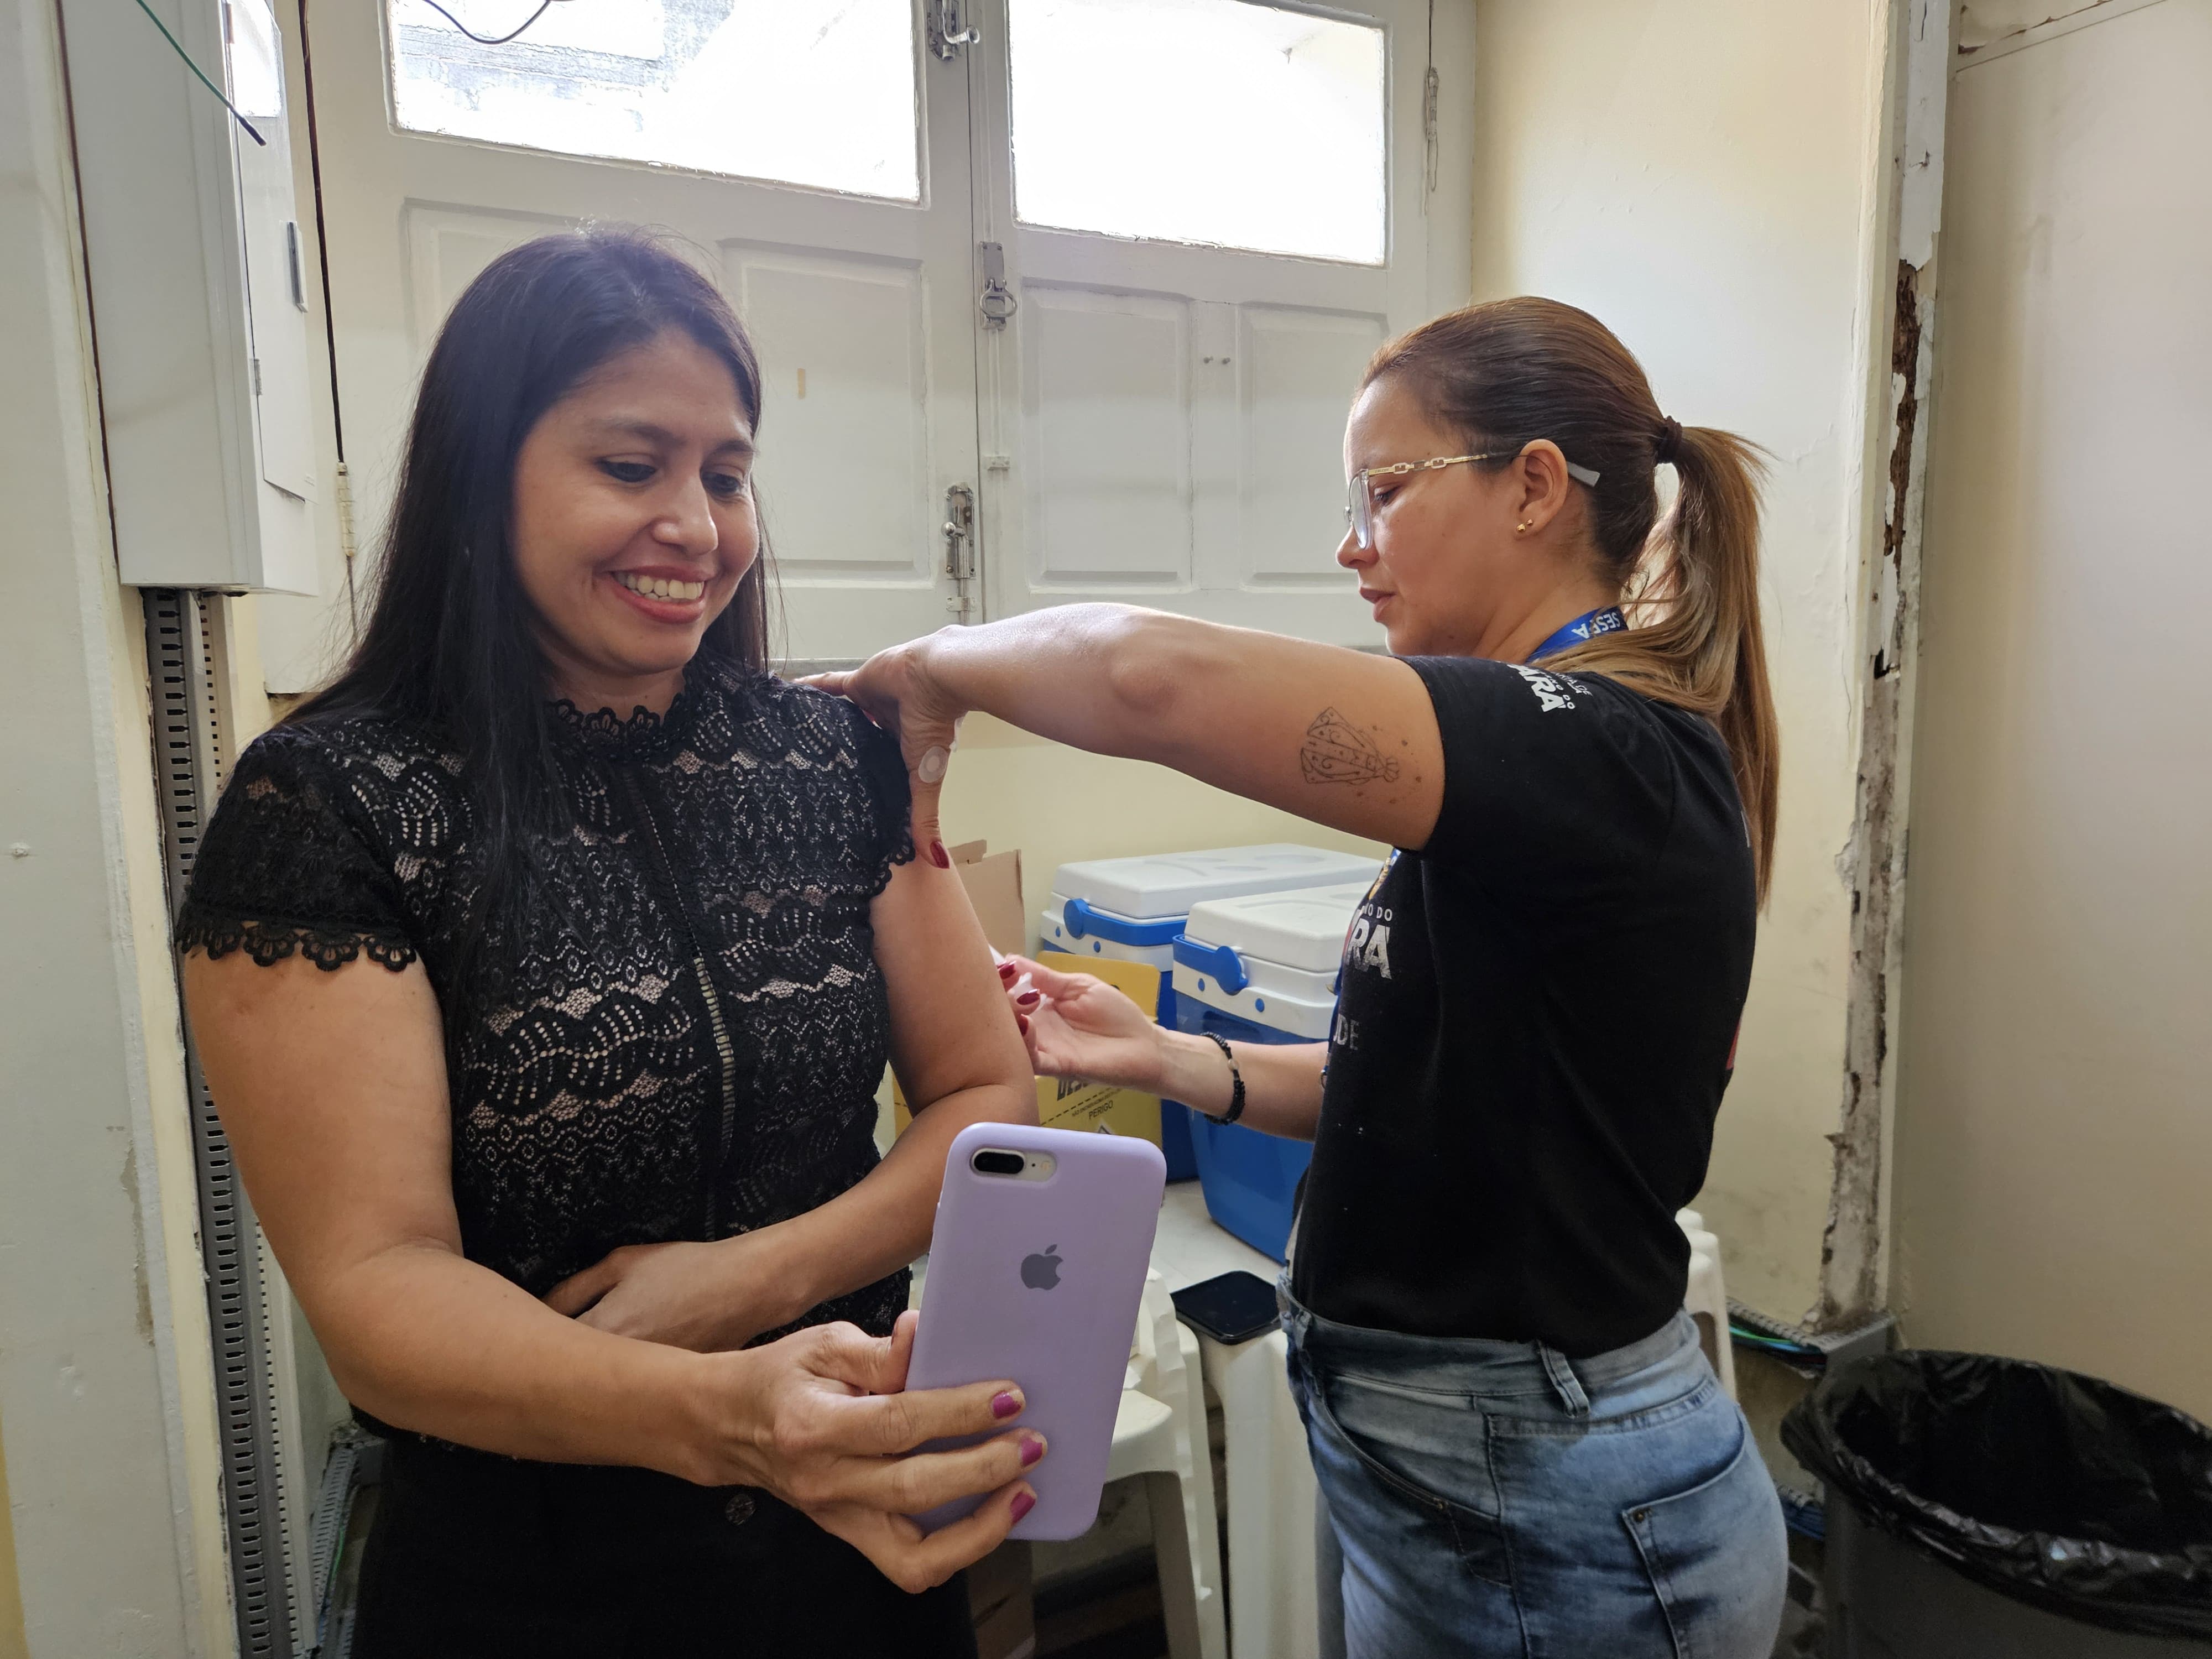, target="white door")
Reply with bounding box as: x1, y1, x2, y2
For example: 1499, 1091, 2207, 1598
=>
301, 0, 983, 668
967, 0, 1473, 645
